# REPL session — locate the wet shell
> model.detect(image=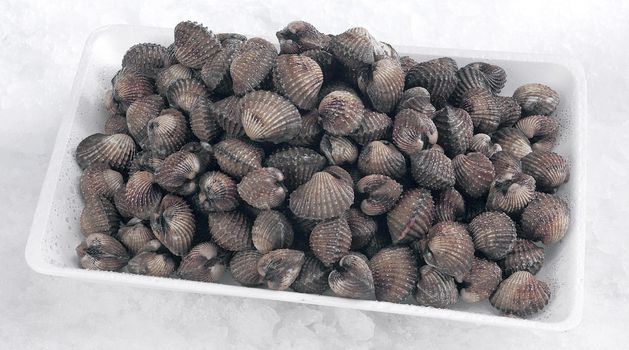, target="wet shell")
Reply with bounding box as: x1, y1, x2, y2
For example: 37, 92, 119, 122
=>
301, 49, 335, 82
521, 151, 570, 191
104, 113, 128, 135
515, 115, 559, 151
492, 127, 532, 159
356, 174, 403, 216
450, 65, 491, 105
490, 271, 550, 317
111, 67, 155, 110
469, 211, 517, 260
491, 151, 522, 177
358, 57, 405, 113
452, 152, 495, 198
265, 146, 326, 190
146, 109, 189, 158
150, 194, 196, 256
330, 27, 382, 69
75, 133, 136, 171
163, 43, 177, 66
196, 171, 239, 213
125, 94, 165, 147
124, 171, 163, 220
80, 196, 121, 237
251, 210, 294, 253
154, 151, 203, 196
399, 56, 418, 75
392, 109, 438, 156
189, 96, 221, 143
241, 91, 302, 143
318, 90, 365, 136
167, 78, 208, 113
155, 64, 193, 96
358, 141, 406, 179
208, 210, 252, 251
273, 54, 324, 110
200, 41, 240, 92
349, 110, 392, 146
486, 172, 536, 213
520, 193, 570, 245
174, 21, 221, 69
346, 208, 378, 250
122, 43, 167, 79
230, 37, 278, 96
127, 250, 176, 277
288, 110, 323, 147
229, 250, 264, 286
465, 62, 506, 94
469, 133, 502, 158
396, 87, 436, 115
324, 165, 354, 187
432, 105, 473, 157
113, 187, 133, 219
214, 138, 264, 179
499, 239, 545, 276
238, 167, 287, 209
495, 96, 522, 127
423, 221, 474, 282
320, 135, 358, 165
414, 265, 458, 308
329, 254, 375, 299
369, 246, 418, 303
410, 149, 456, 190
213, 95, 244, 138
386, 188, 434, 243
434, 187, 466, 222
76, 233, 130, 271
513, 83, 560, 116
460, 88, 501, 134
276, 21, 330, 53
460, 258, 502, 303
116, 219, 155, 255
80, 164, 124, 201
291, 254, 331, 294
405, 57, 458, 108
289, 171, 354, 220
257, 249, 305, 290
175, 242, 225, 282
309, 217, 353, 266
